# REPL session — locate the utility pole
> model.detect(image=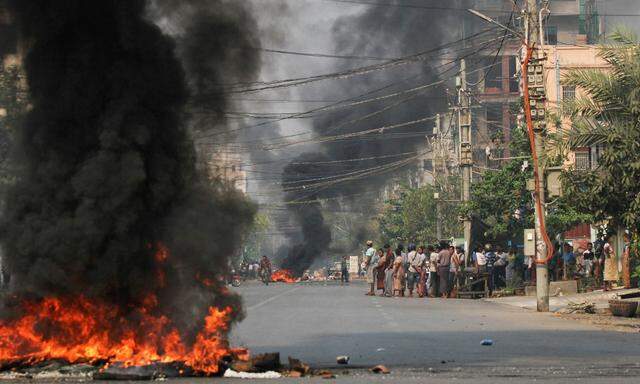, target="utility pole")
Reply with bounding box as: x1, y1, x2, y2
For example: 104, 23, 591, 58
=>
457, 59, 472, 265
434, 113, 443, 241
525, 0, 550, 312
